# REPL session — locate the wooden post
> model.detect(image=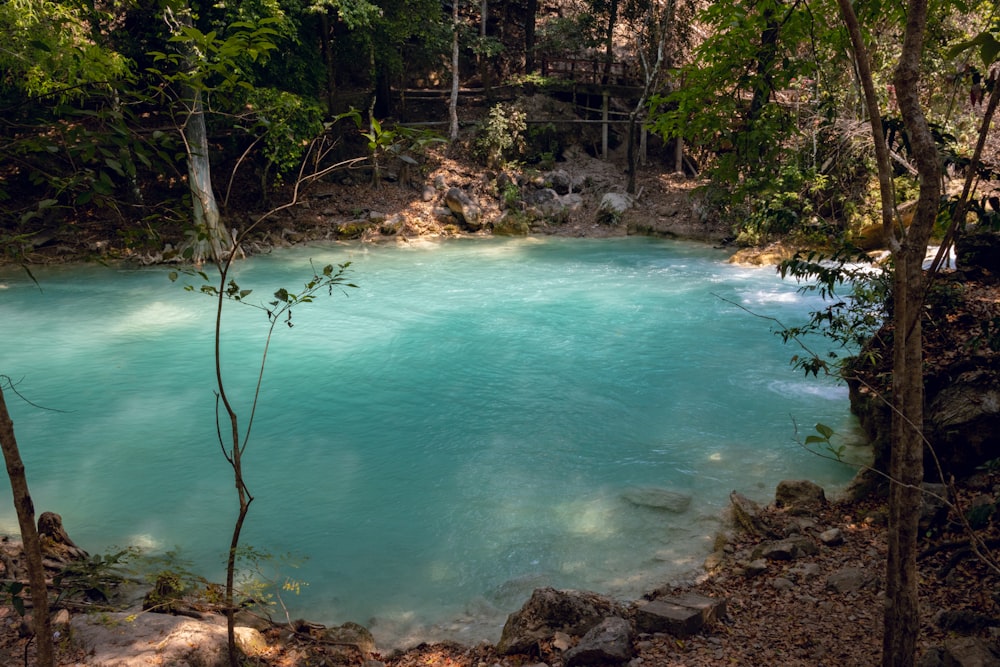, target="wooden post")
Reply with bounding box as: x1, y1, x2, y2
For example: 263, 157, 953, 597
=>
640, 125, 647, 166
675, 134, 684, 174
602, 91, 609, 160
